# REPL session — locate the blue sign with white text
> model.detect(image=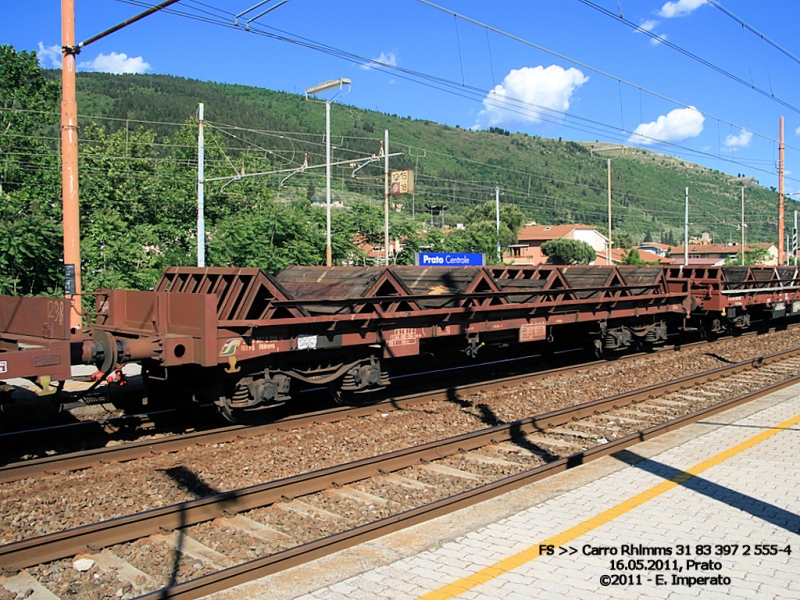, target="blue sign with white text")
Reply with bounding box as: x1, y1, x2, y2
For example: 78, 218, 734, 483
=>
415, 252, 484, 267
